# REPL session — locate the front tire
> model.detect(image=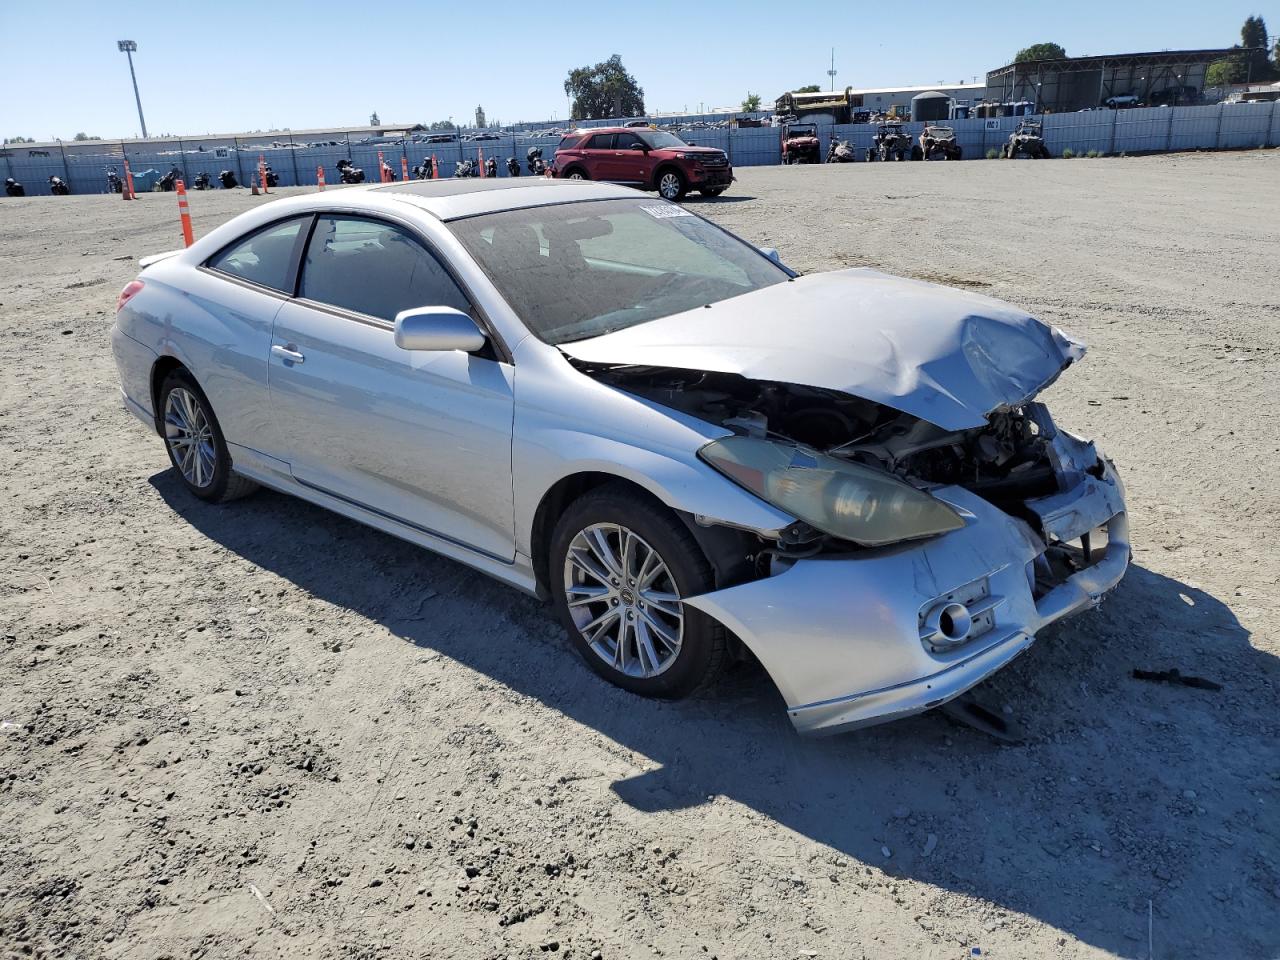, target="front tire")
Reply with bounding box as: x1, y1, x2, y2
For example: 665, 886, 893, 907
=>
564, 167, 588, 180
550, 486, 725, 699
656, 168, 687, 201
158, 369, 258, 503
